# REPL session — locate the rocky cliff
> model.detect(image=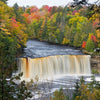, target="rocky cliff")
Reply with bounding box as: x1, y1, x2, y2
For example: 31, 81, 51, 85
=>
91, 55, 100, 73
